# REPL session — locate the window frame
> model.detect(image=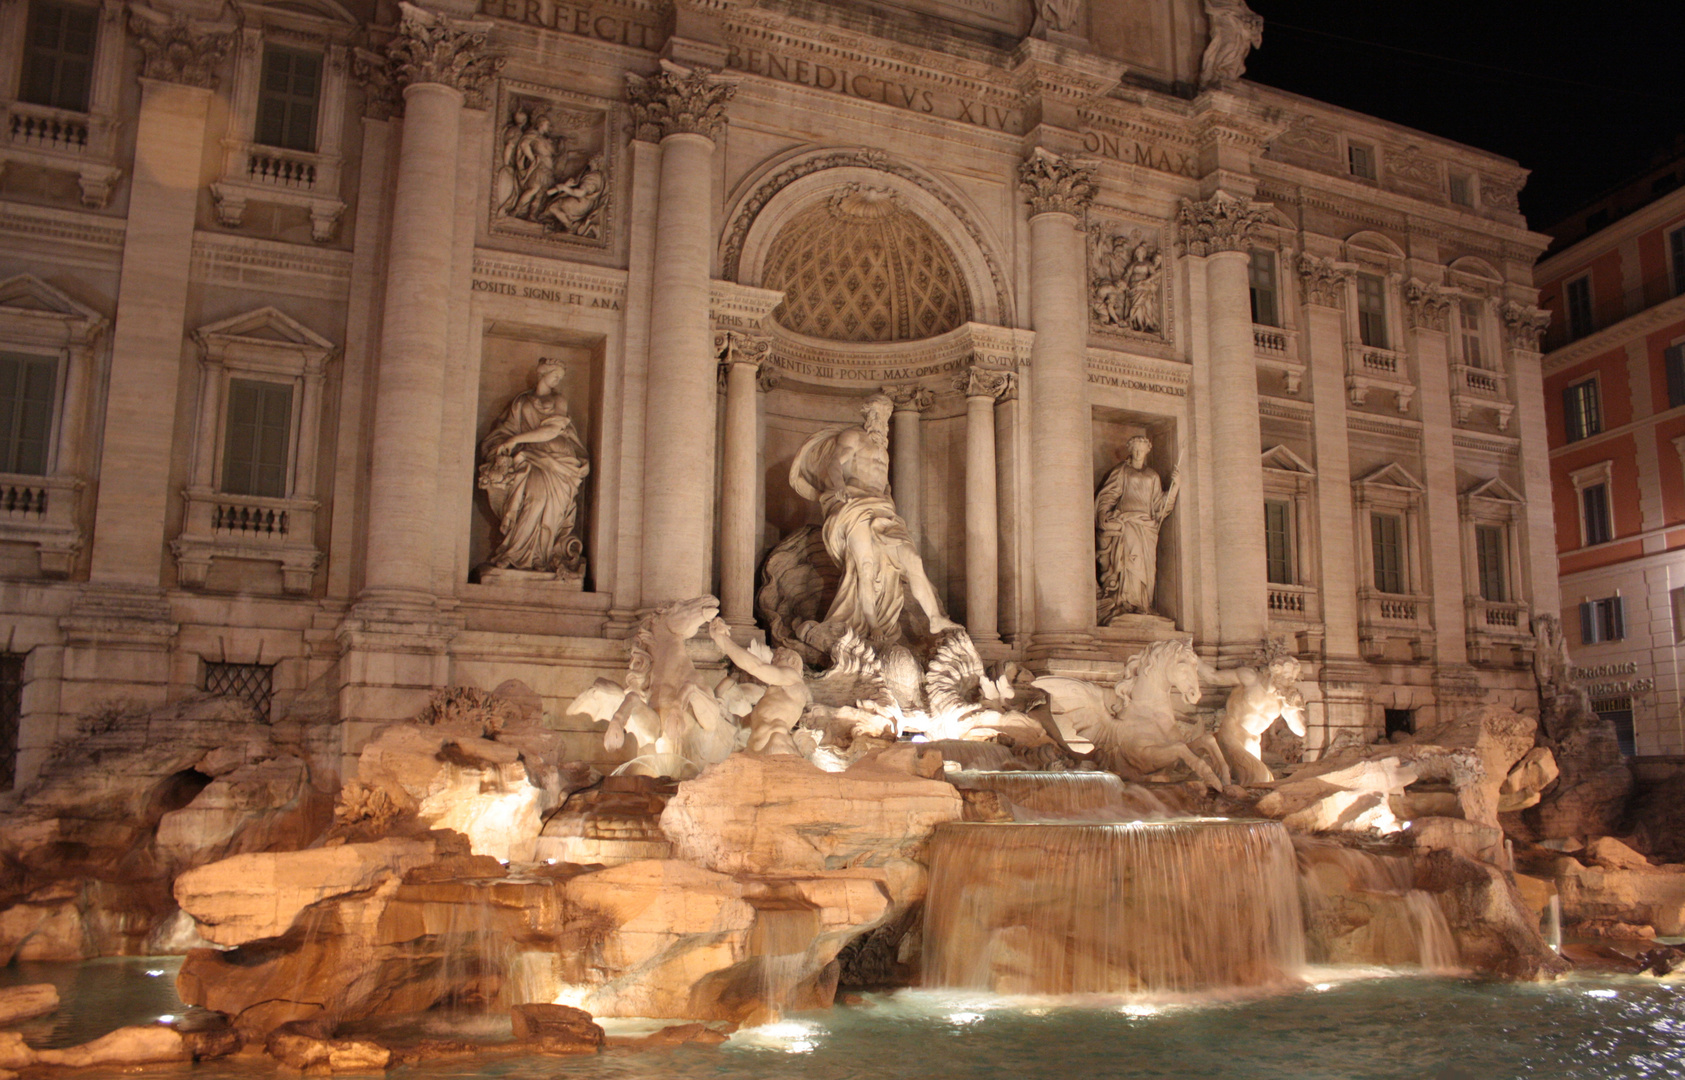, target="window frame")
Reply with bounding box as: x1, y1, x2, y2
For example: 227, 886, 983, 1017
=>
1248, 248, 1280, 328
1261, 445, 1318, 623
1355, 271, 1389, 349
1347, 139, 1377, 182
1457, 296, 1487, 369
1562, 376, 1602, 442
1564, 274, 1595, 339
218, 375, 296, 499
0, 349, 62, 477
1447, 170, 1475, 209
1370, 511, 1406, 594
1264, 497, 1294, 585
253, 43, 323, 154
18, 0, 97, 113
1569, 460, 1615, 548
0, 0, 126, 206
1580, 595, 1626, 645
1669, 225, 1685, 299
1665, 341, 1685, 410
